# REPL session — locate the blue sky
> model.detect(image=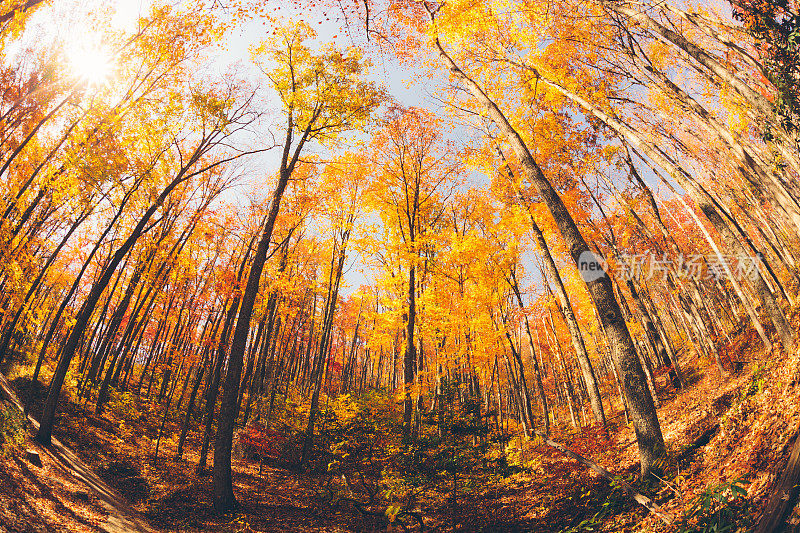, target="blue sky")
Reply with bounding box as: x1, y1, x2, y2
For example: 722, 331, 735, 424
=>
12, 0, 636, 300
